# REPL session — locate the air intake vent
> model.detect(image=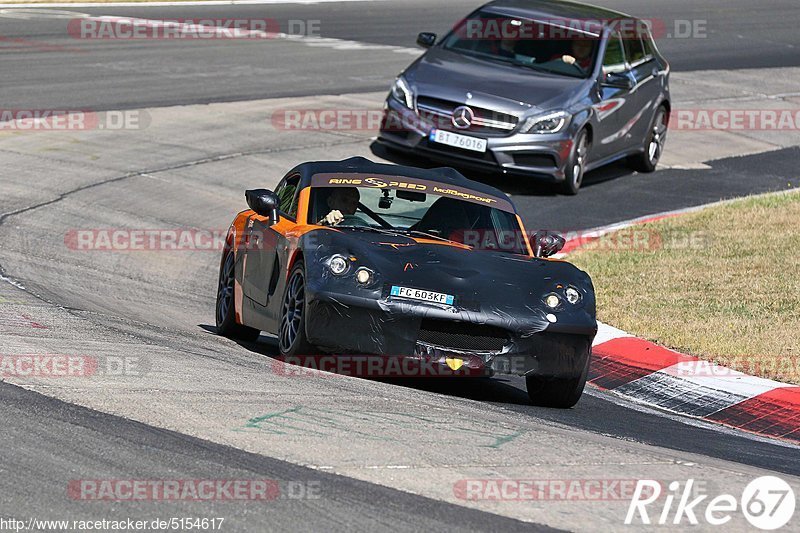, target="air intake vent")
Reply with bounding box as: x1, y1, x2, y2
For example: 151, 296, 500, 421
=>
417, 319, 509, 353
513, 153, 557, 168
